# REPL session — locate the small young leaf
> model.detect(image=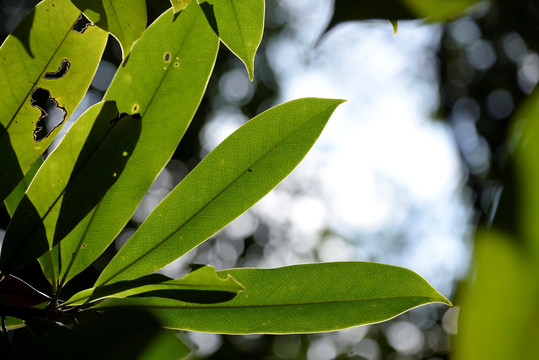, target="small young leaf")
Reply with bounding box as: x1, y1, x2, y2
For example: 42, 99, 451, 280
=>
49, 2, 219, 286
199, 0, 264, 80
96, 262, 450, 334
170, 0, 191, 14
0, 0, 107, 201
63, 265, 244, 306
95, 98, 344, 286
71, 0, 147, 58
